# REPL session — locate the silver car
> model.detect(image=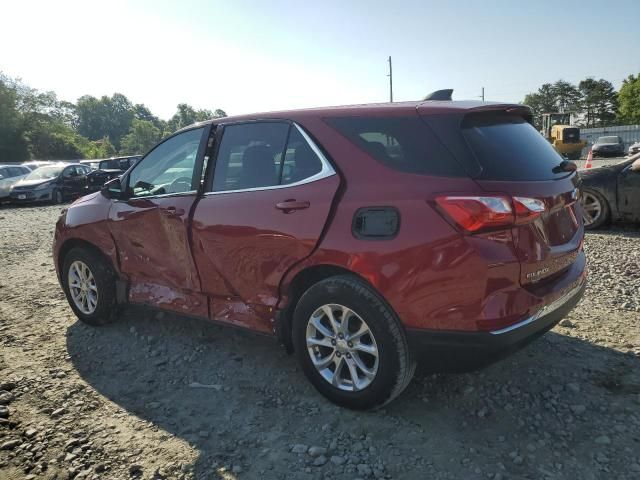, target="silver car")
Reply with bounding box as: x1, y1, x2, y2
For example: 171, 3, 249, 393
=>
0, 165, 32, 201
